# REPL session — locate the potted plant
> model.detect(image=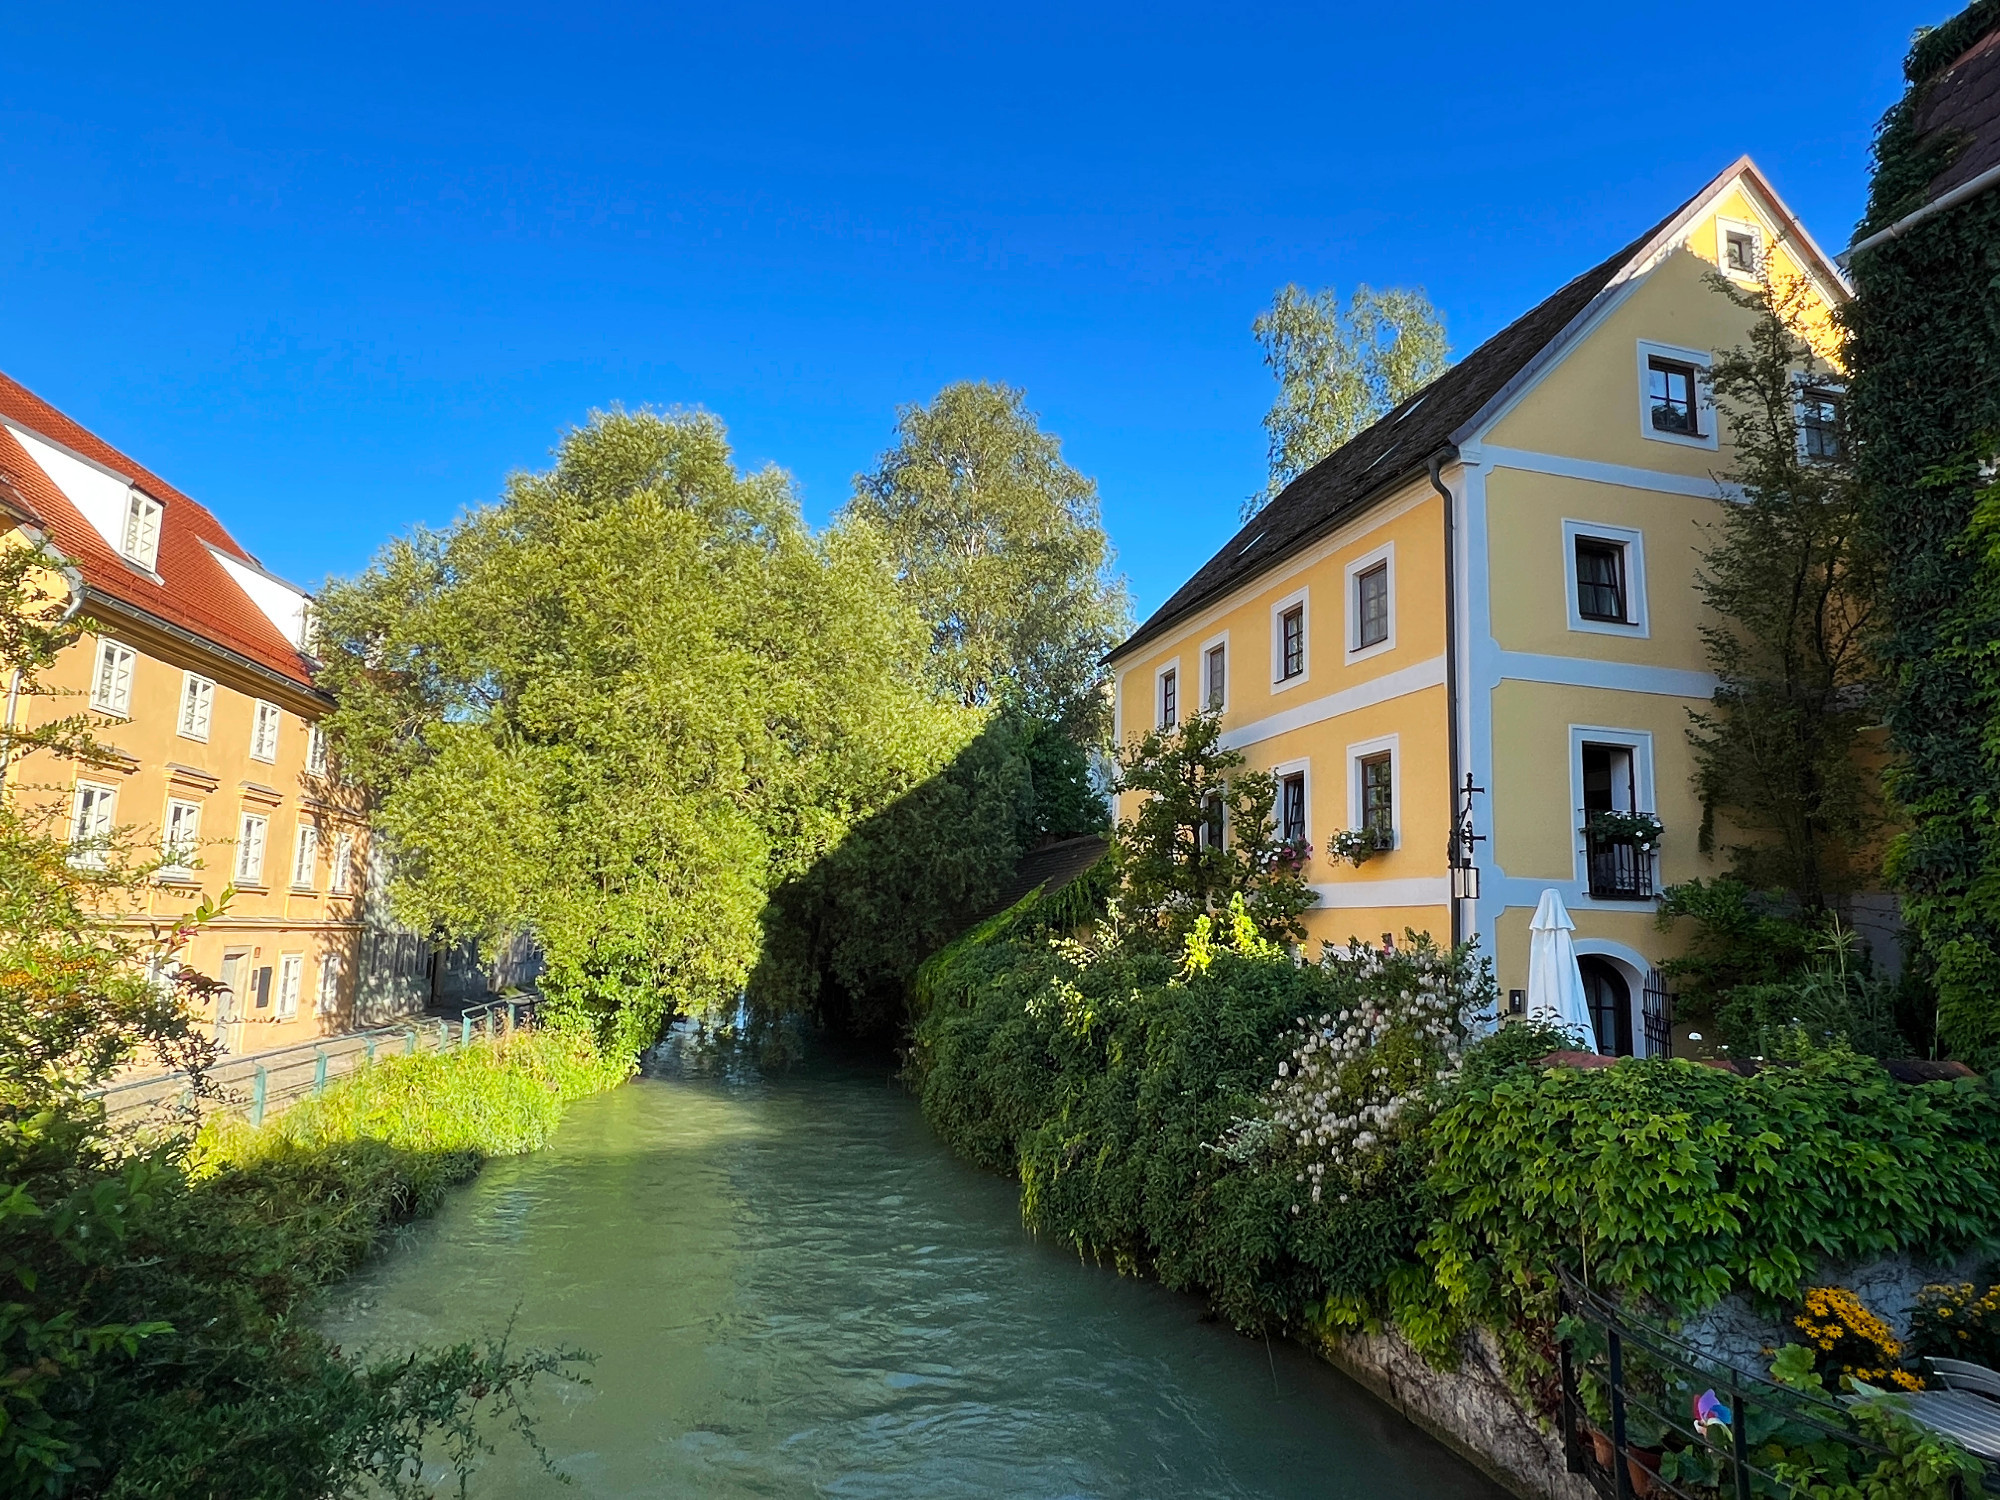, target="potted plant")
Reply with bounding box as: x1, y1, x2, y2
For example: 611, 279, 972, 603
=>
1326, 829, 1377, 867
1579, 809, 1664, 853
